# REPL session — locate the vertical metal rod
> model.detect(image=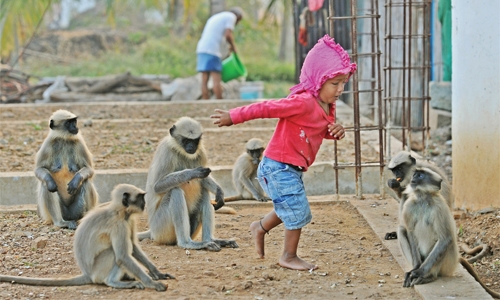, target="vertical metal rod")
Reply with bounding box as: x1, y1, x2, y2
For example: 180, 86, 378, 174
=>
349, 0, 363, 199
329, 0, 340, 201
407, 0, 413, 149
375, 0, 385, 198
401, 0, 408, 149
